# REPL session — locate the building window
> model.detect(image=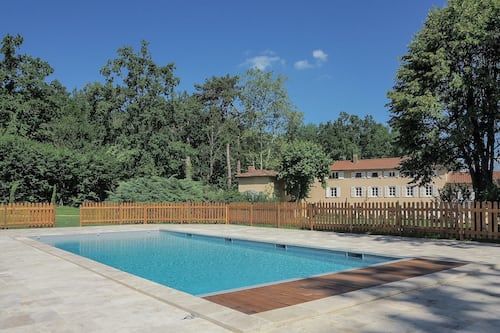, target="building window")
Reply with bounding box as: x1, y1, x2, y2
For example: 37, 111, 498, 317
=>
326, 187, 340, 198
330, 172, 339, 179
388, 186, 397, 197
371, 187, 379, 197
388, 171, 396, 177
406, 186, 414, 197
355, 187, 363, 197
371, 172, 379, 178
425, 185, 433, 197
355, 172, 363, 178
